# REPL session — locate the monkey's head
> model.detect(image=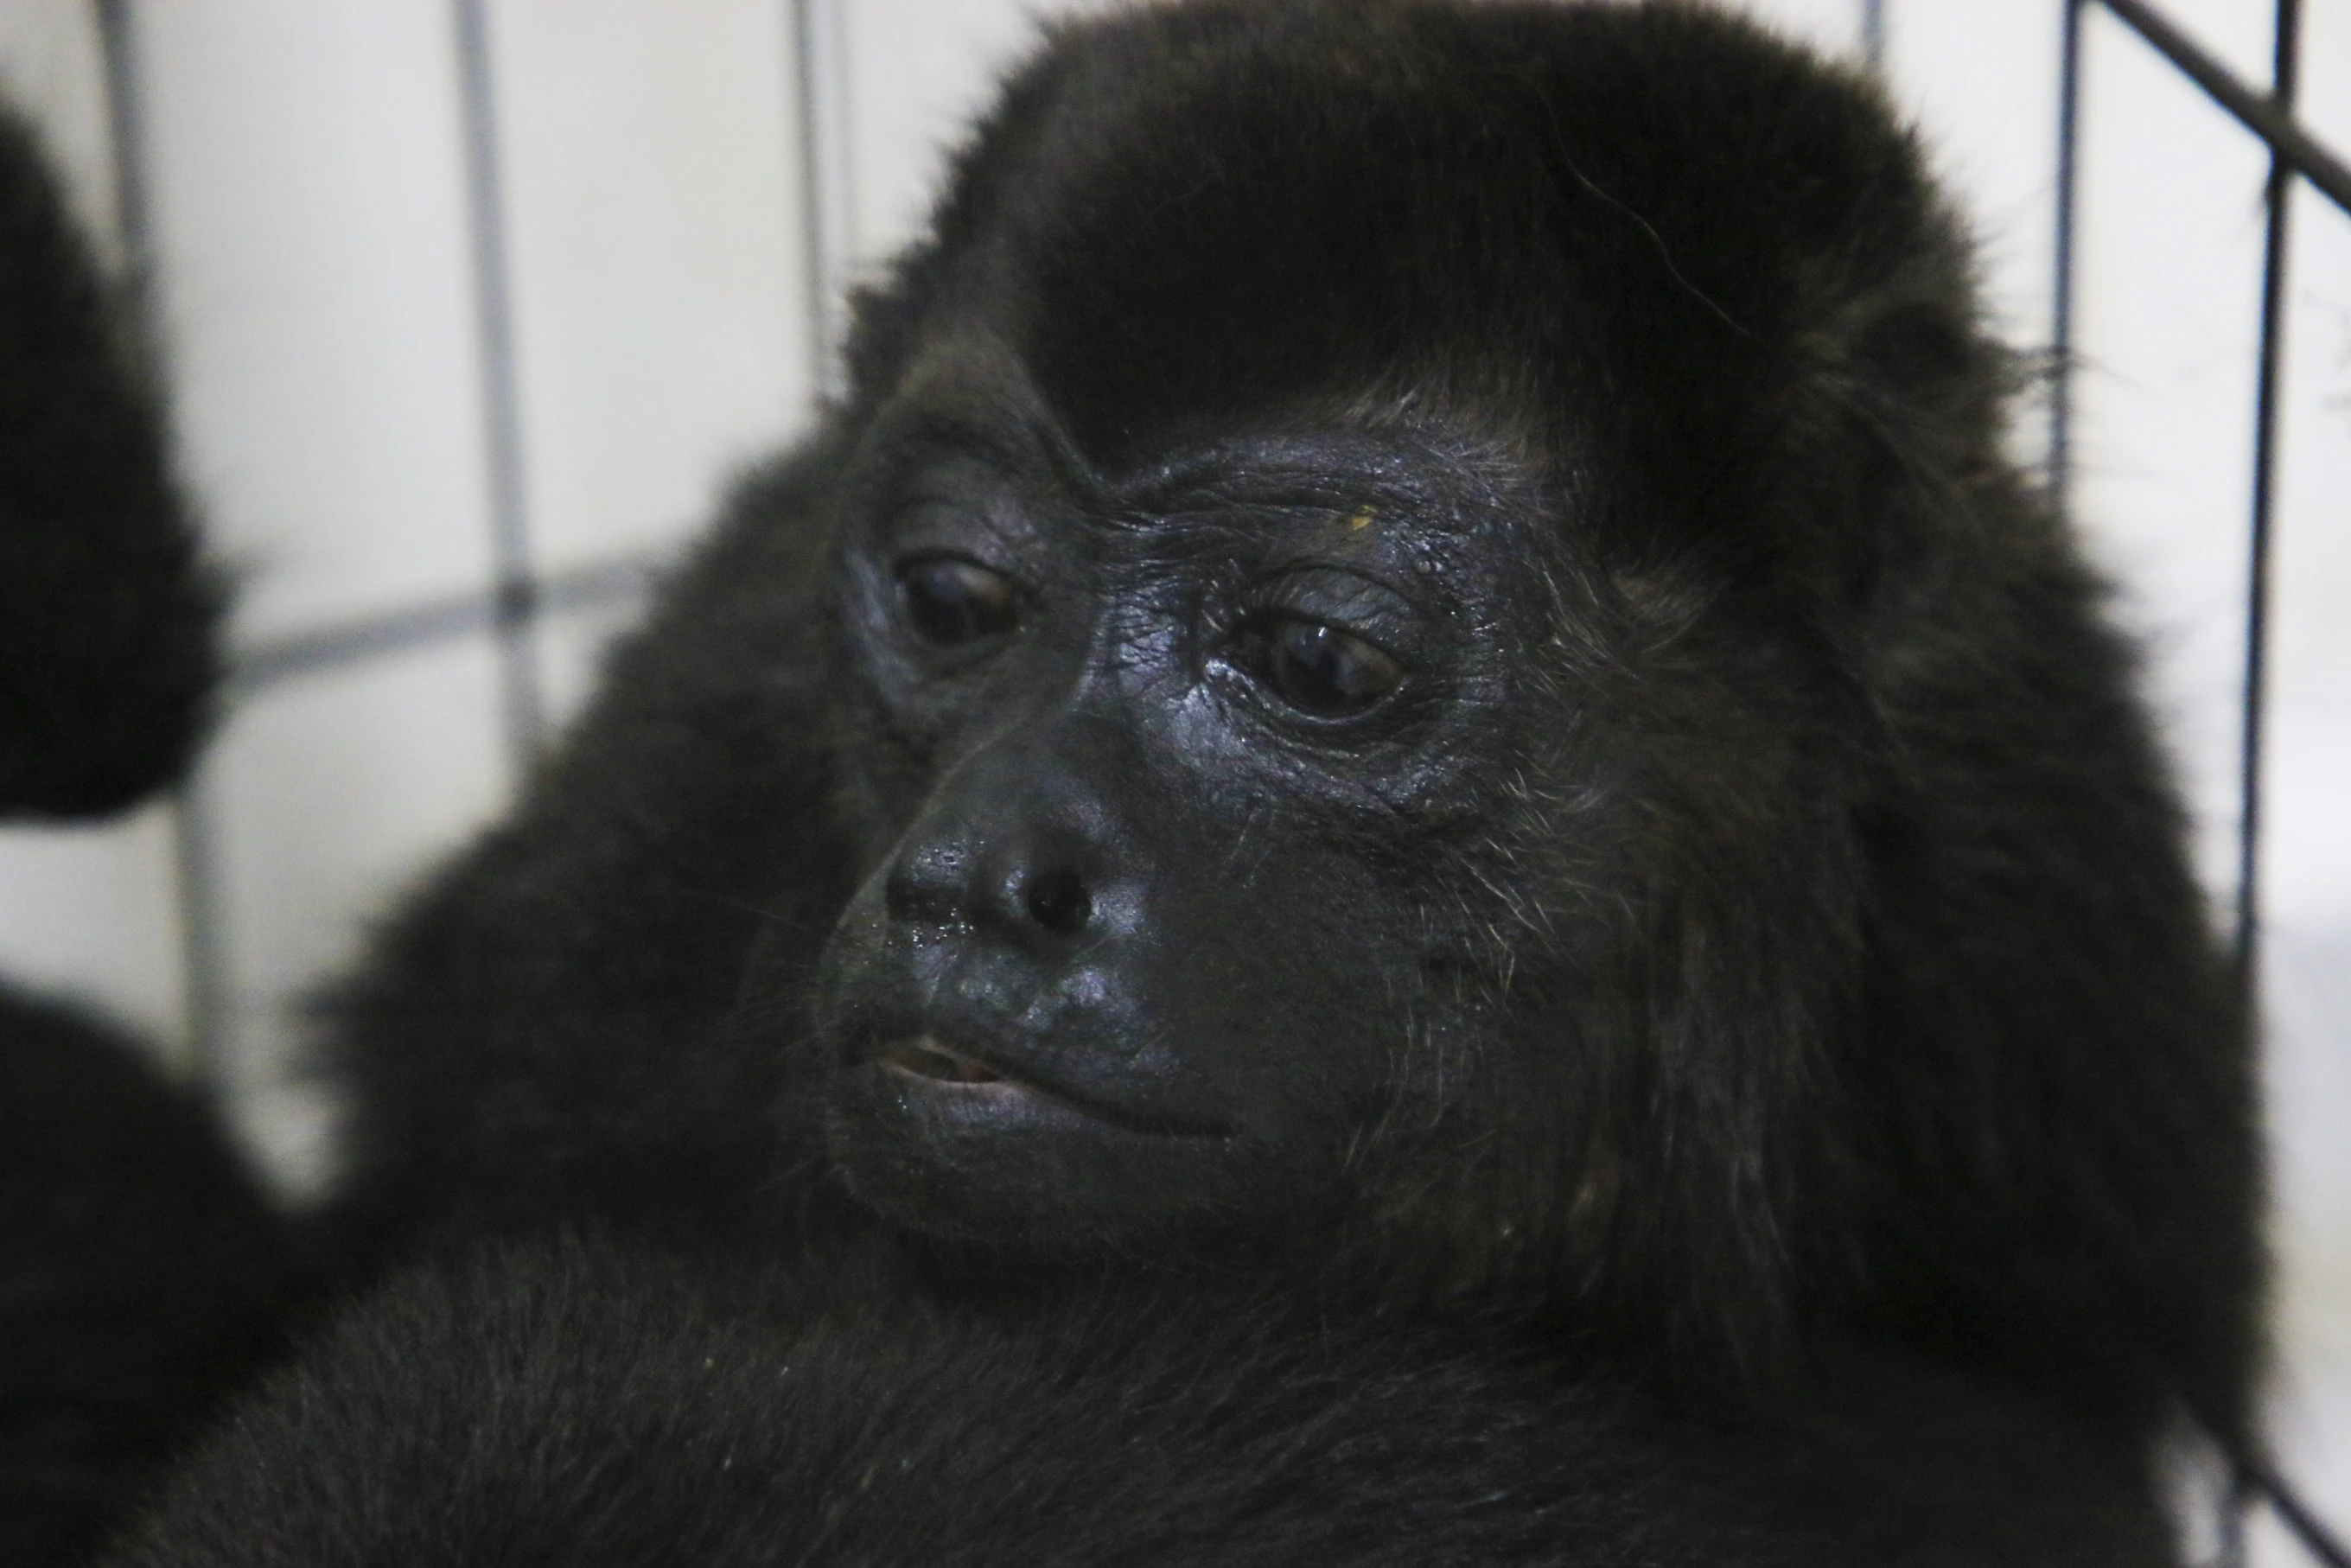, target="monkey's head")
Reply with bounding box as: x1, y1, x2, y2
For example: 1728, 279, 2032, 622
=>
780, 0, 2252, 1423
